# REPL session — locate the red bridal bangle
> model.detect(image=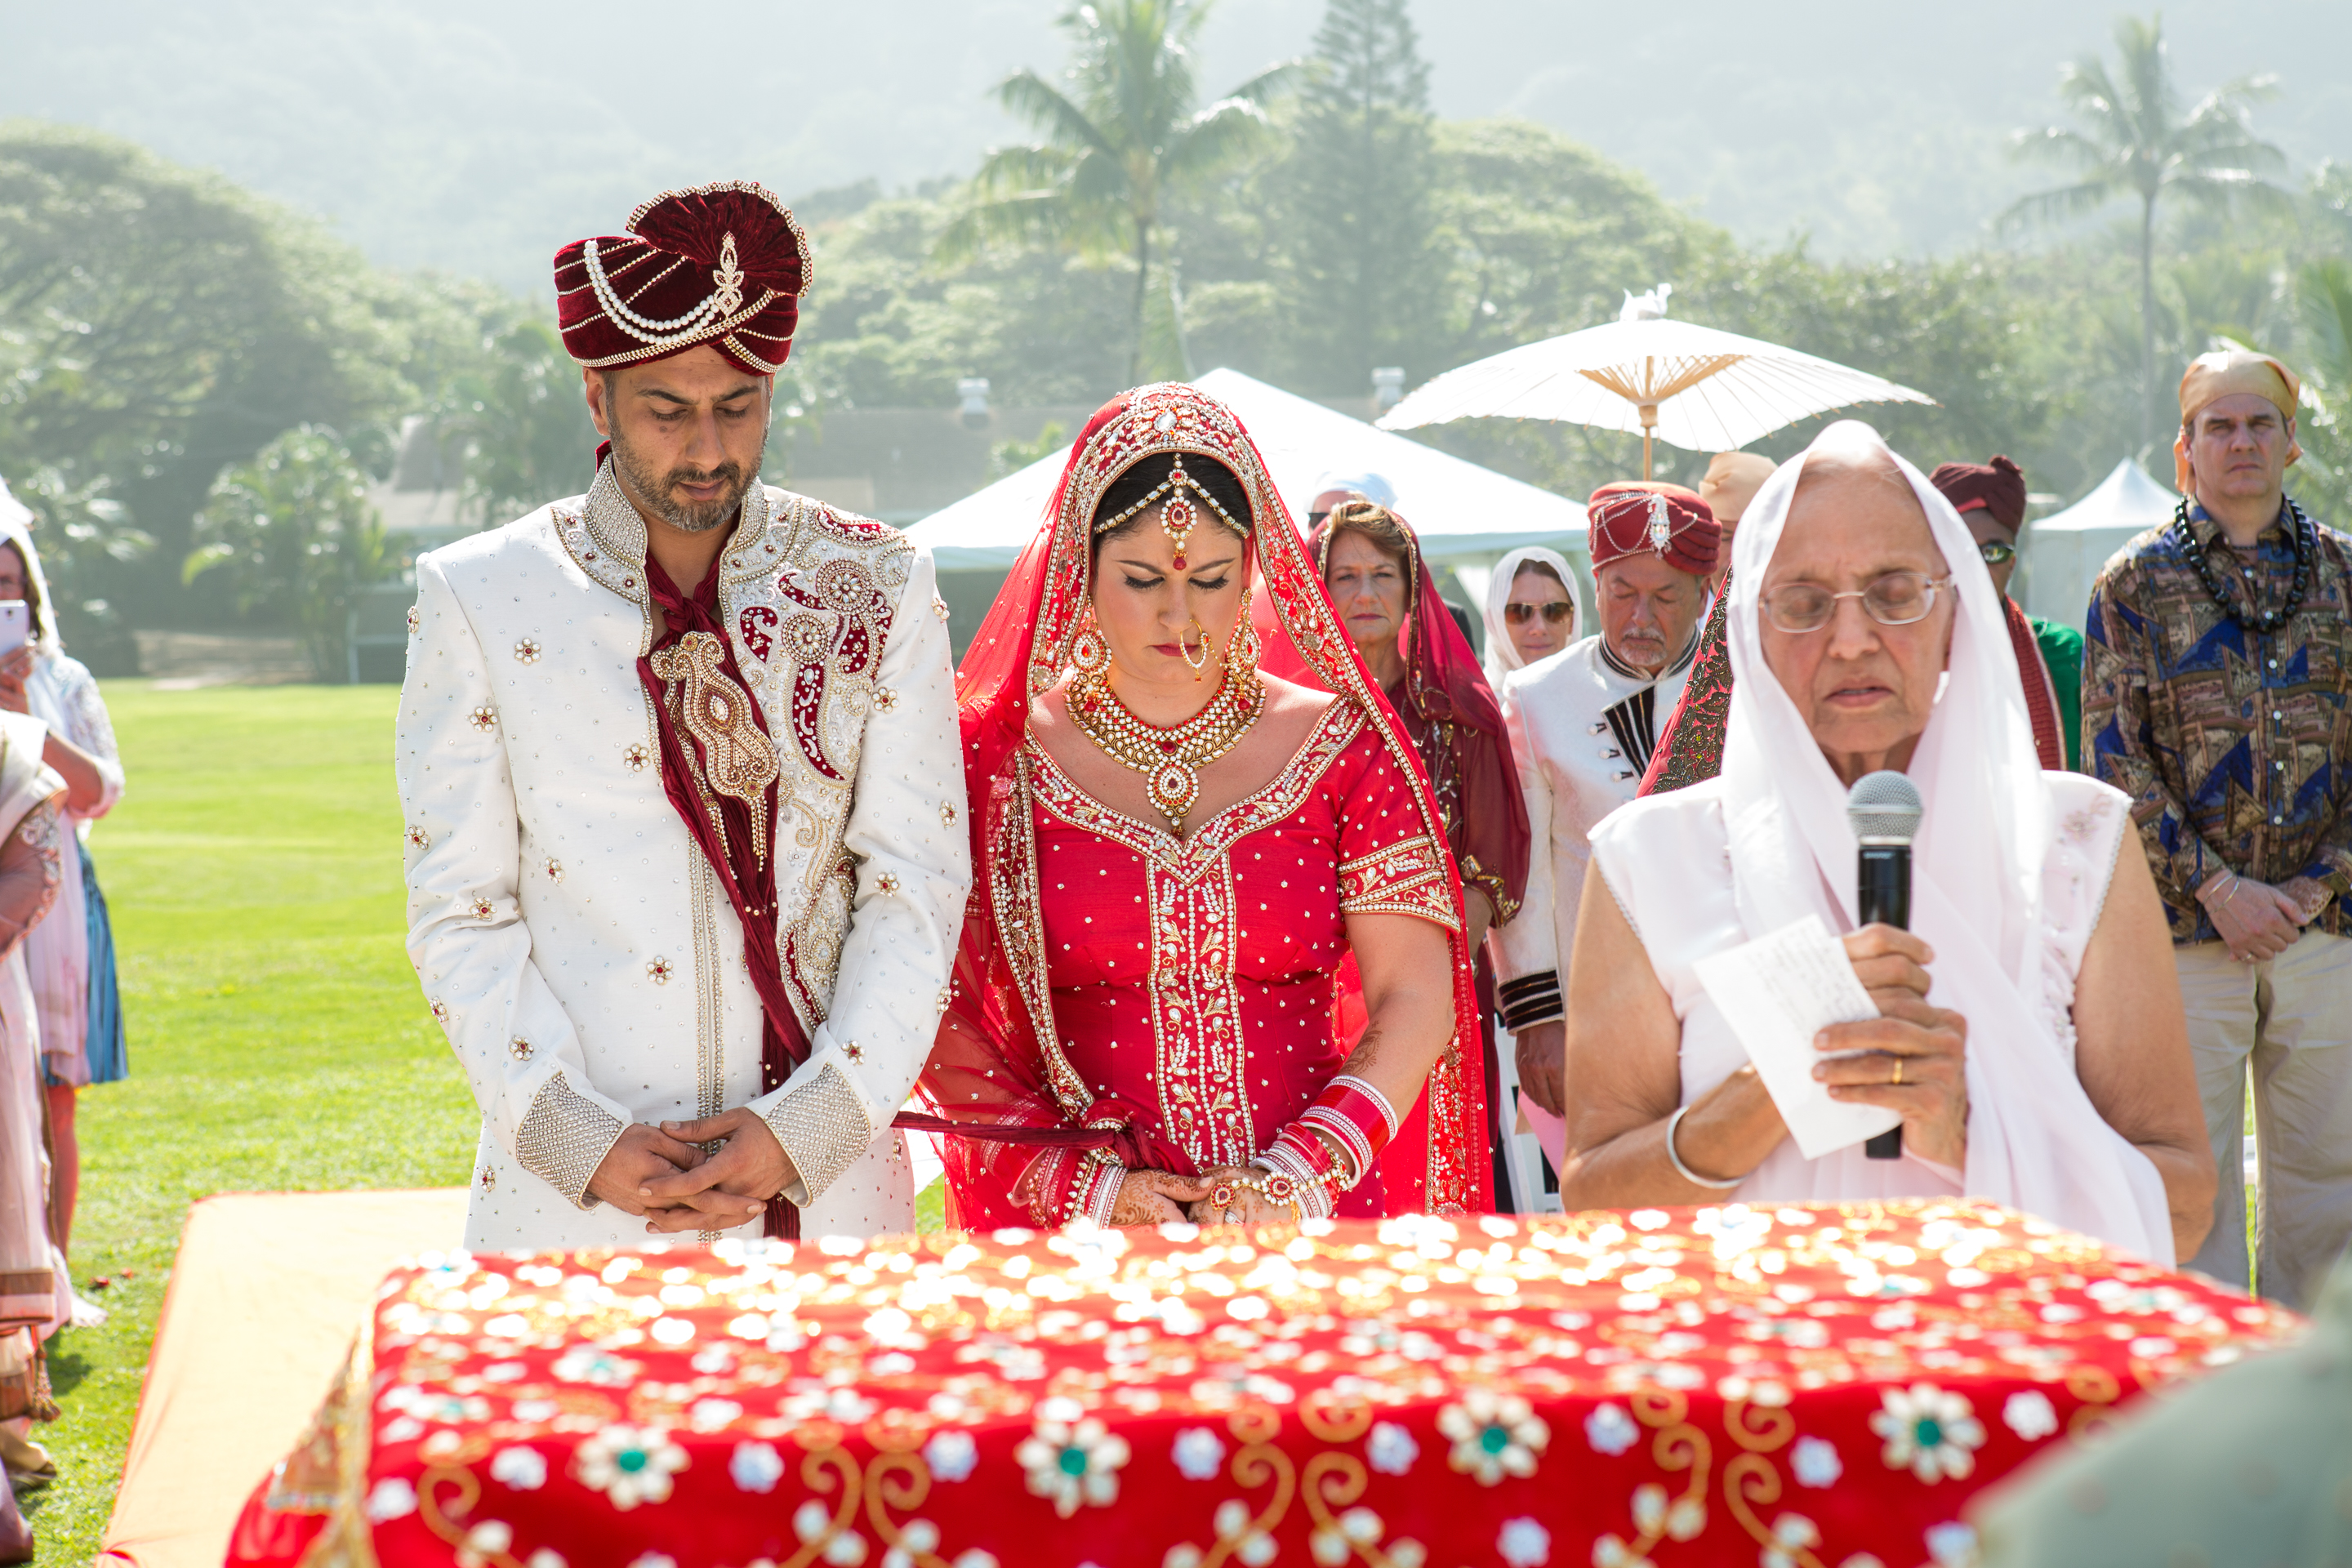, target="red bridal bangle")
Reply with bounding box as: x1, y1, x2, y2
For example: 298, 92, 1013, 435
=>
1298, 1073, 1398, 1183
